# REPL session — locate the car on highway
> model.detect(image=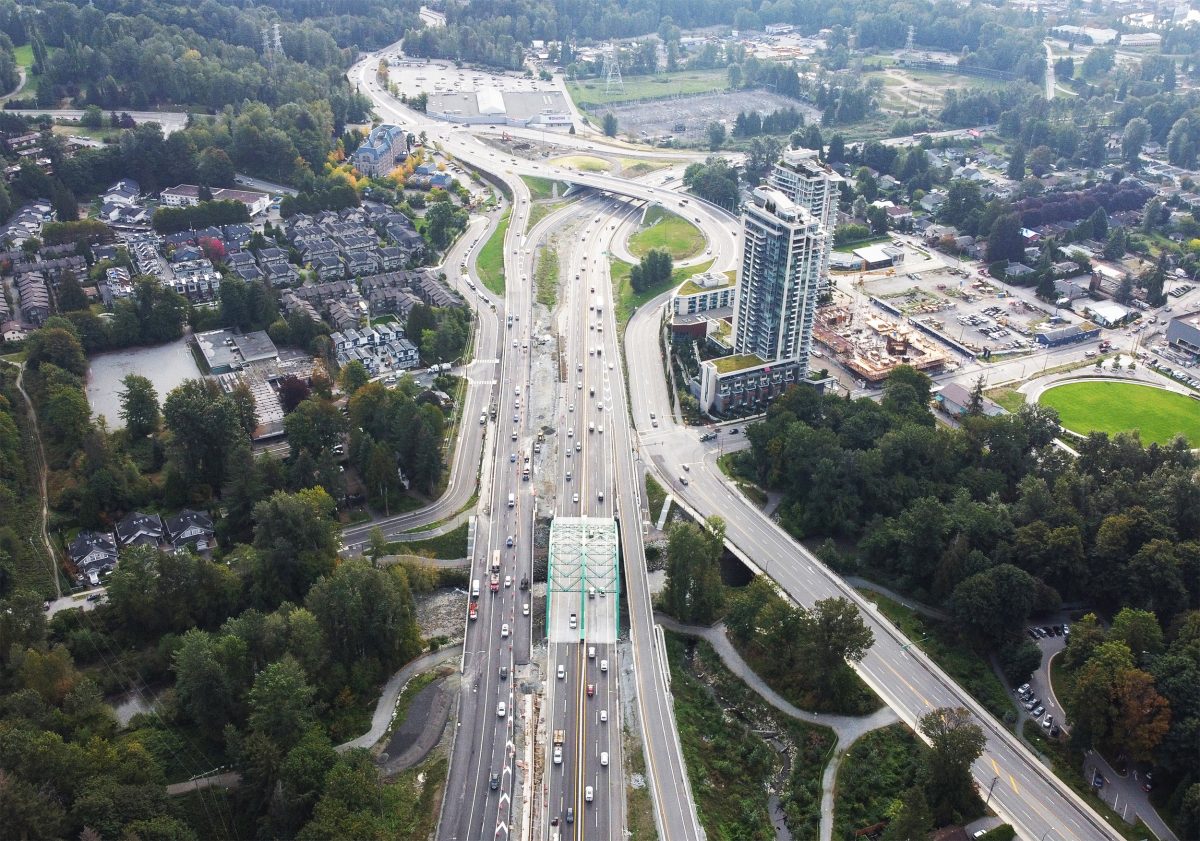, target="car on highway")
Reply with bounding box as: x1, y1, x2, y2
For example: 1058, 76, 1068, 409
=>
600, 709, 608, 722
557, 664, 565, 679
553, 746, 563, 764
568, 427, 574, 437
600, 659, 608, 672
490, 772, 500, 790
569, 613, 577, 629
680, 476, 689, 485
523, 603, 530, 616
510, 452, 517, 462
587, 683, 595, 697
575, 441, 581, 451
506, 535, 514, 547
565, 807, 573, 824
600, 751, 608, 766
572, 492, 579, 503
497, 701, 506, 717
500, 623, 510, 637
499, 665, 508, 679
504, 575, 512, 588
585, 786, 594, 803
